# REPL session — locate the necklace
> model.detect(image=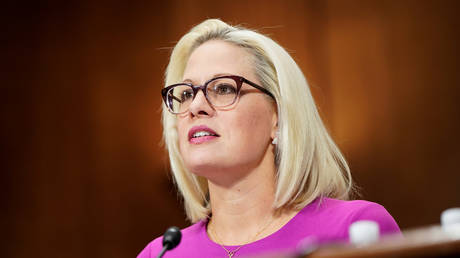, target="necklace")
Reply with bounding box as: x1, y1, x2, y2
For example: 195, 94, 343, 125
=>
208, 215, 276, 258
